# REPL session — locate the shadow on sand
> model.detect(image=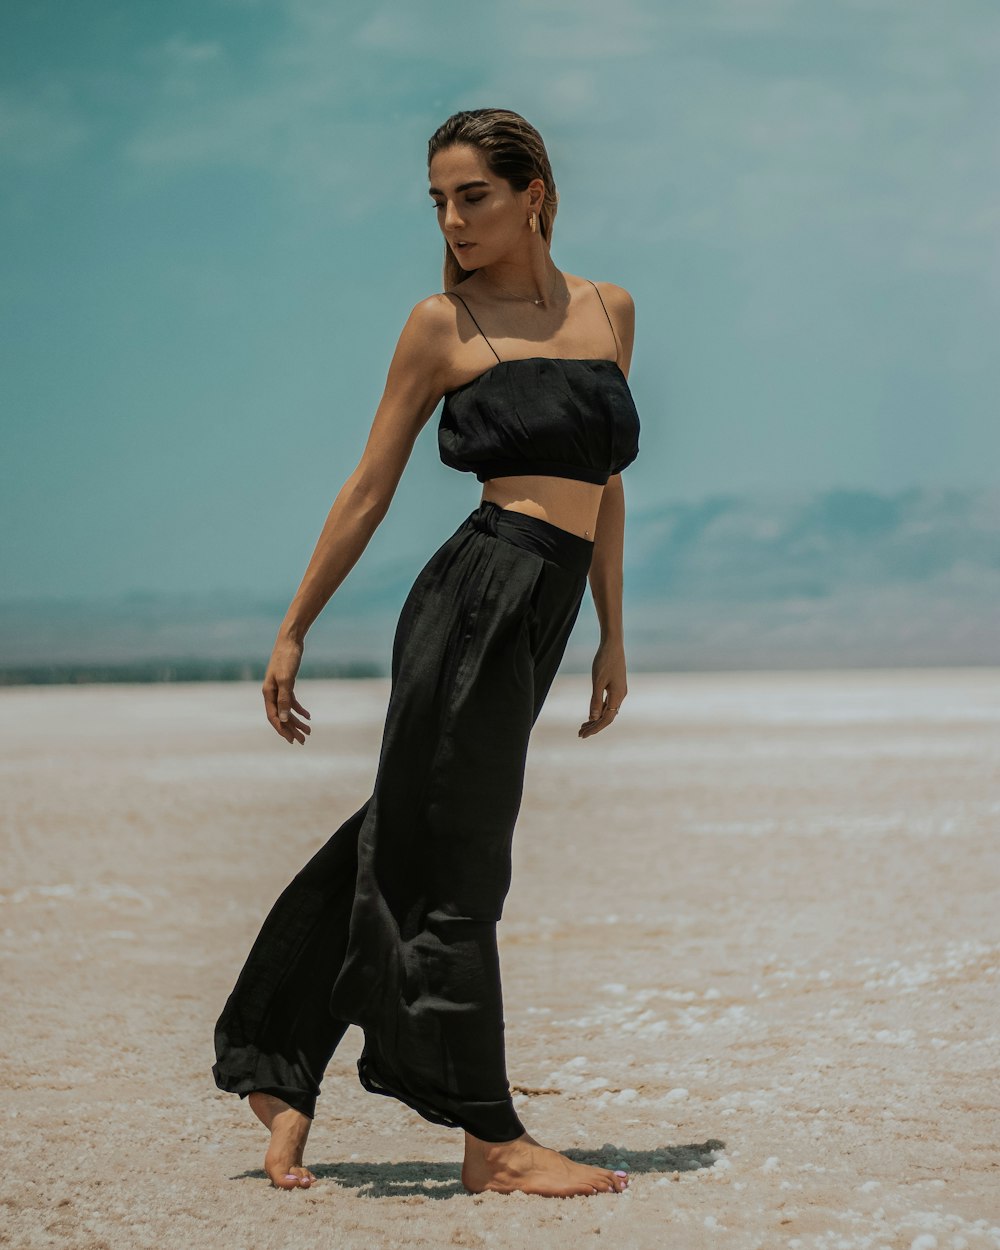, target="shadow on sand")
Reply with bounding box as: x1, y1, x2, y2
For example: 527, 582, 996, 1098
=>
231, 1137, 726, 1198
